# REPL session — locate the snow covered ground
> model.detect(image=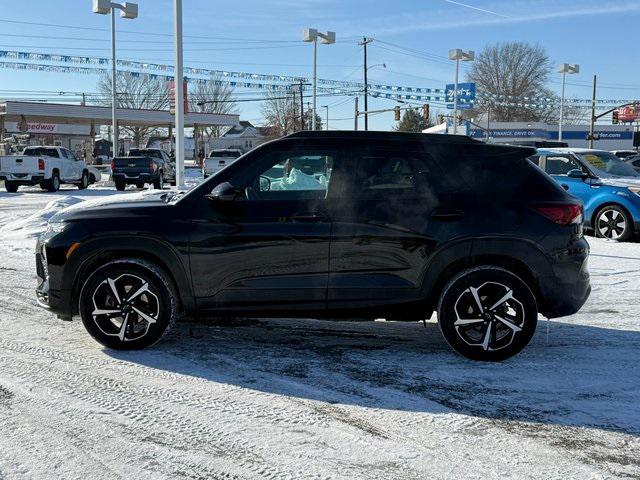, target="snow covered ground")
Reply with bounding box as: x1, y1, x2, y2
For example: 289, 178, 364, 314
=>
0, 183, 639, 479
